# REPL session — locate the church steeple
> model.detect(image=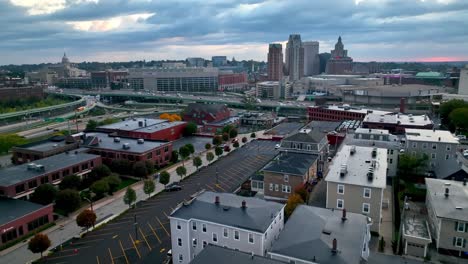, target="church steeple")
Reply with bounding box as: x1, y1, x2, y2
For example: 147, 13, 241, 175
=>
62, 52, 70, 65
